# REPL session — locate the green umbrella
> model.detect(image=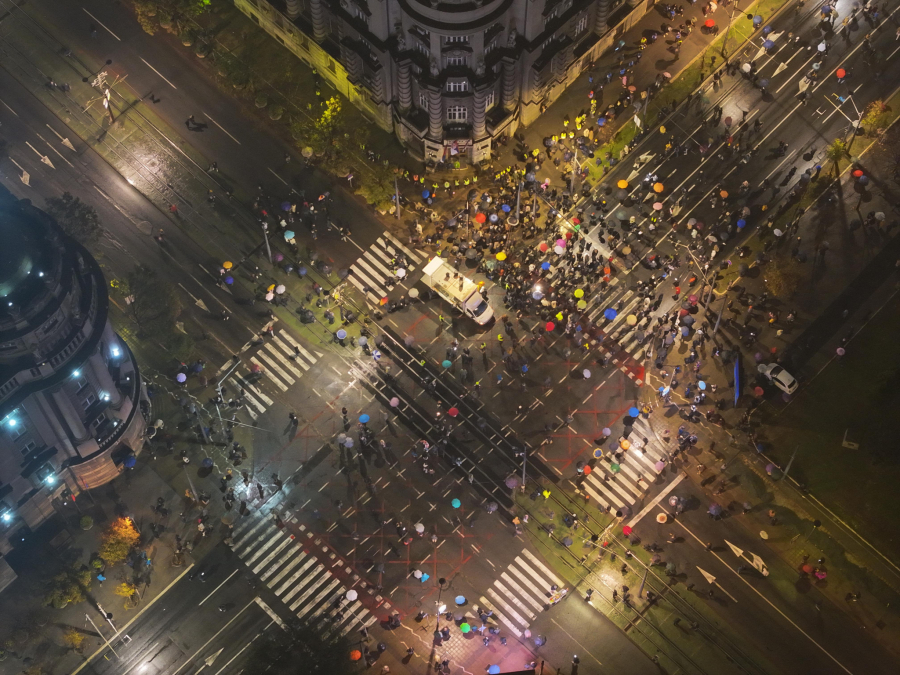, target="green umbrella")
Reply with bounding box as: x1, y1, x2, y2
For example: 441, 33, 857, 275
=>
610, 463, 620, 473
